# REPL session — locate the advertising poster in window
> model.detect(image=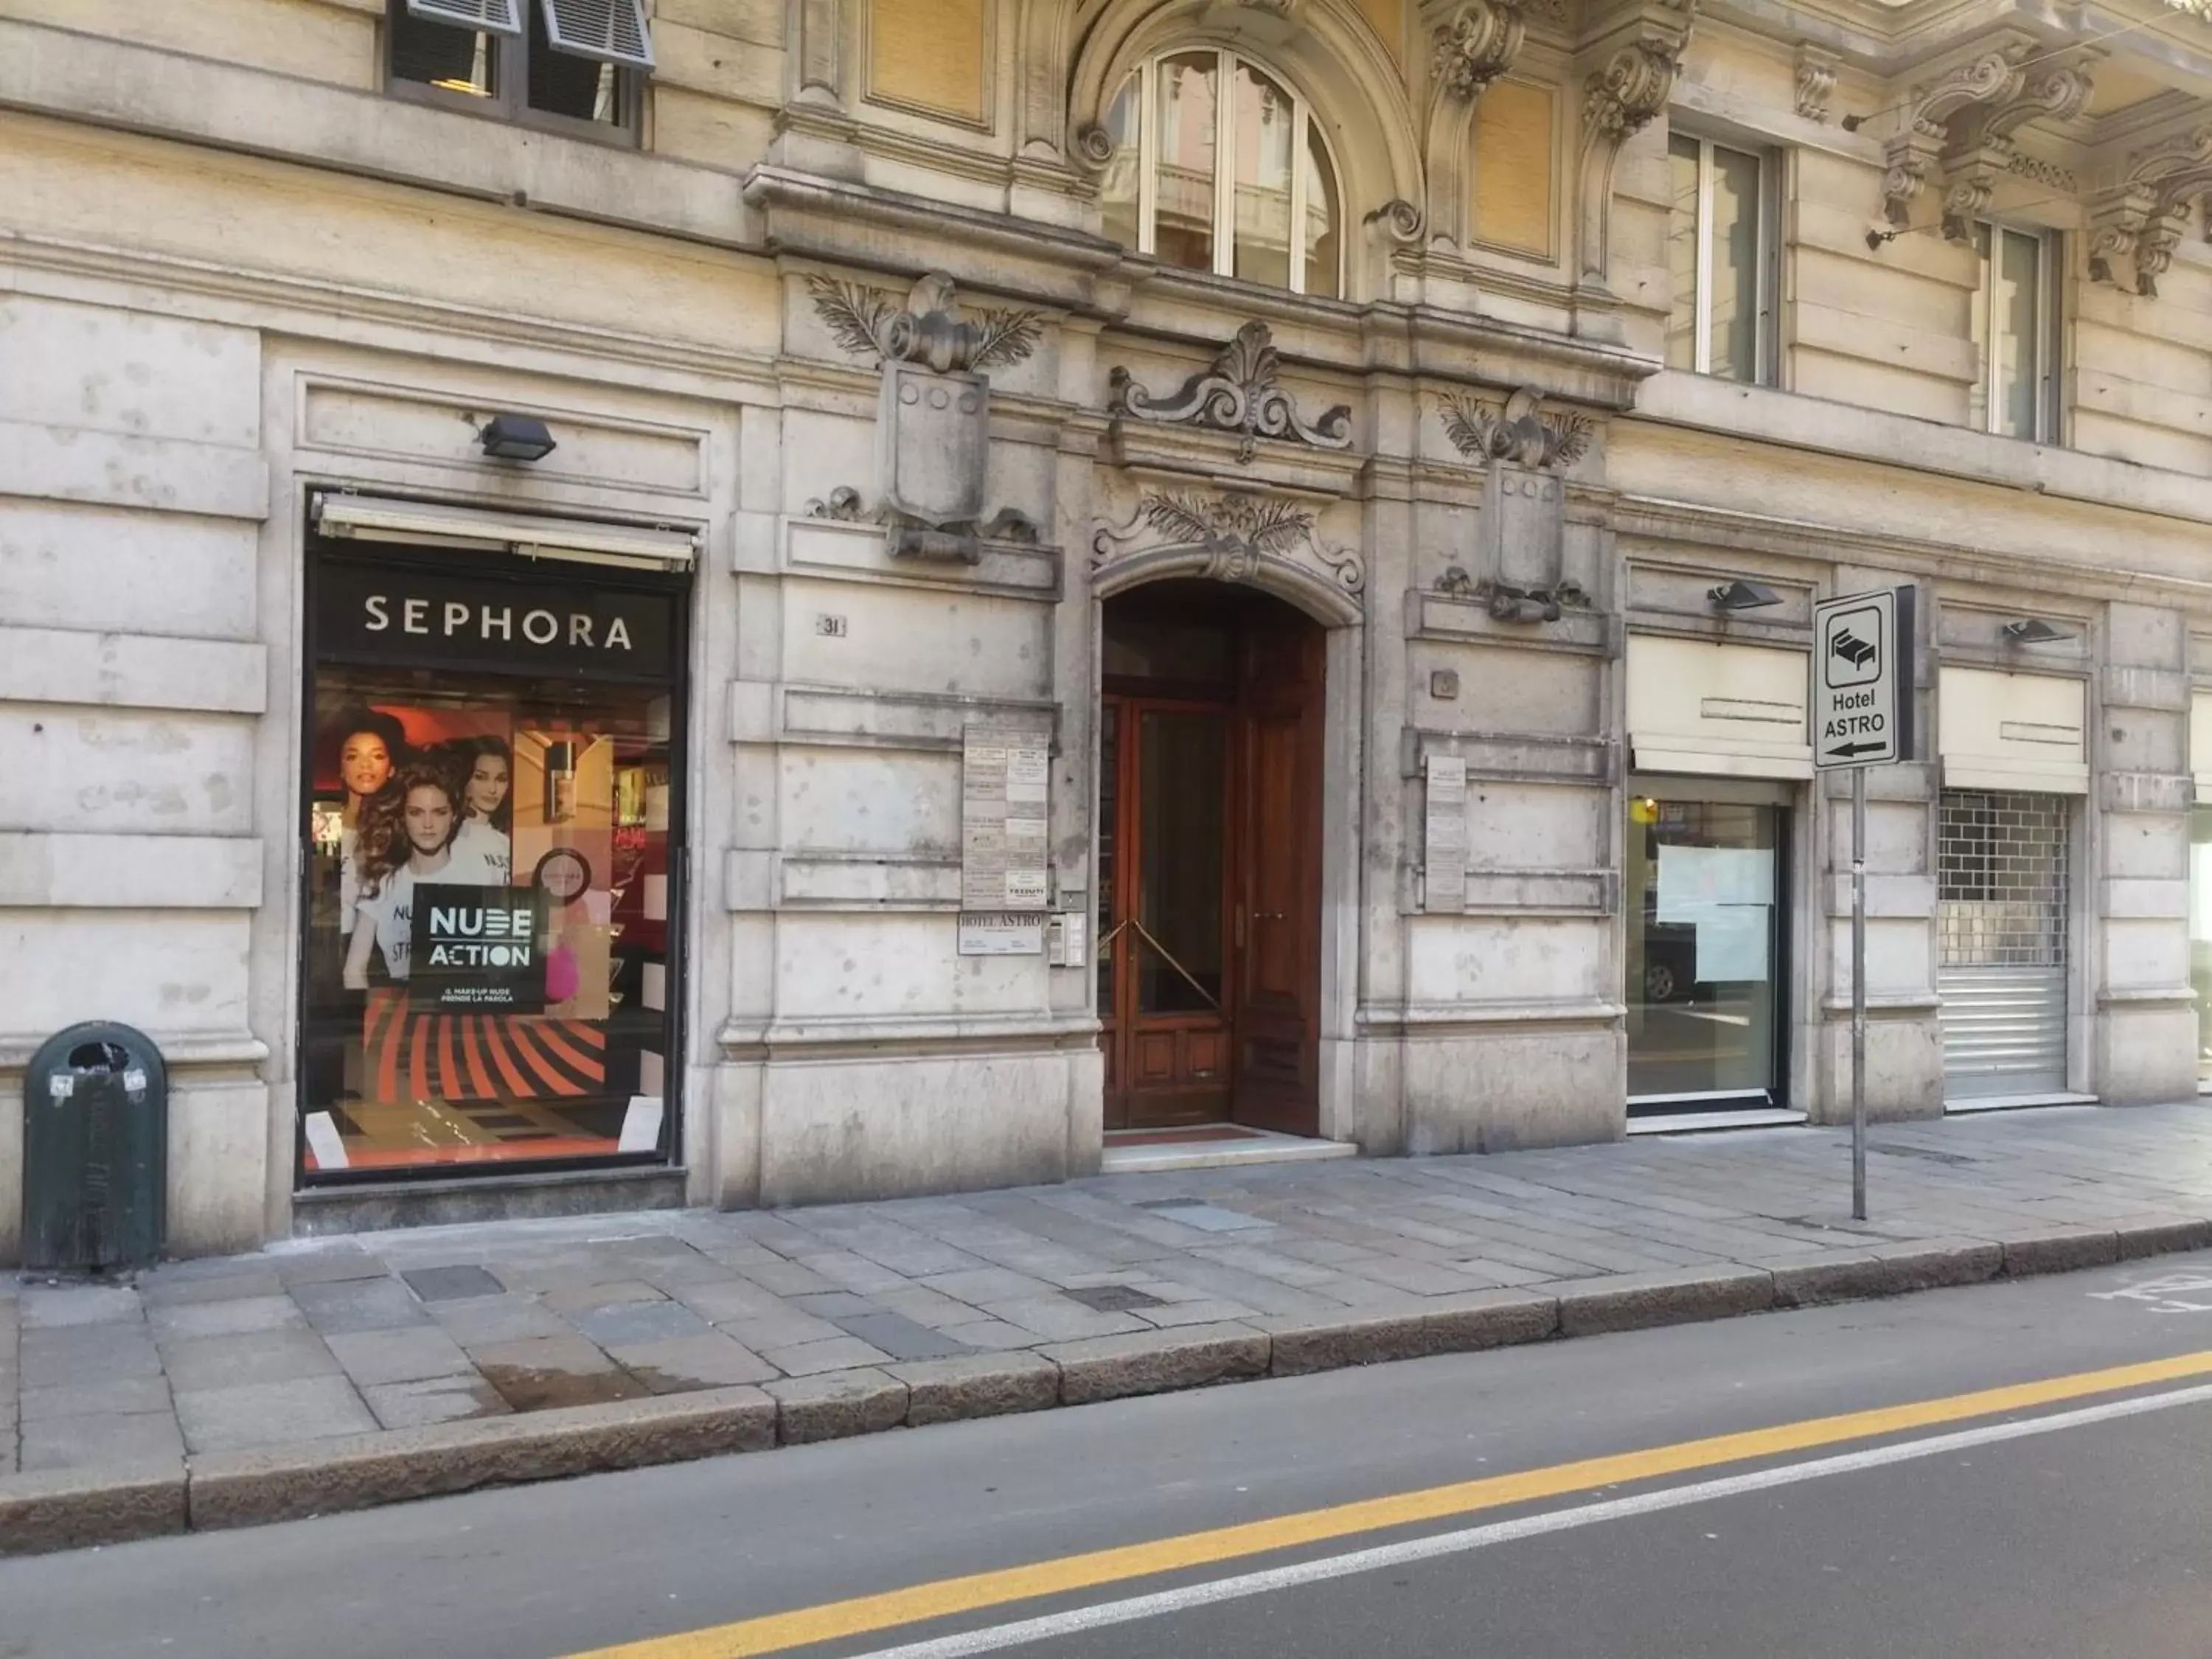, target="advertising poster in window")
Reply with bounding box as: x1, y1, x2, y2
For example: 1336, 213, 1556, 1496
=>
299, 548, 681, 1179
